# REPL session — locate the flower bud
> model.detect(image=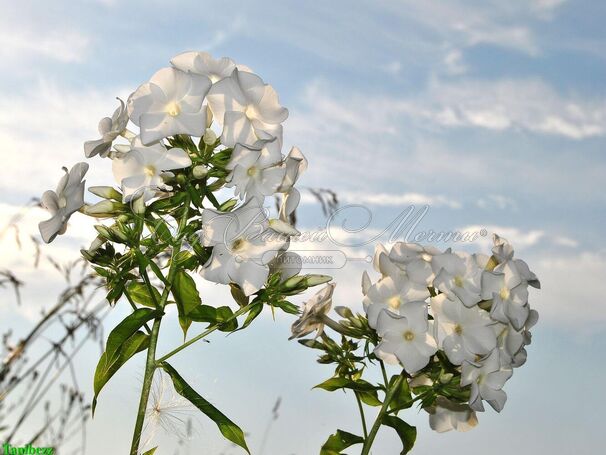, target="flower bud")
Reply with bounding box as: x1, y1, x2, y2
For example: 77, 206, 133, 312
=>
88, 186, 122, 200
439, 372, 454, 384
192, 165, 209, 179
132, 195, 146, 215
283, 275, 306, 290
305, 274, 333, 287
84, 200, 123, 217
269, 218, 300, 236
218, 198, 238, 212
334, 306, 353, 319
202, 127, 217, 145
